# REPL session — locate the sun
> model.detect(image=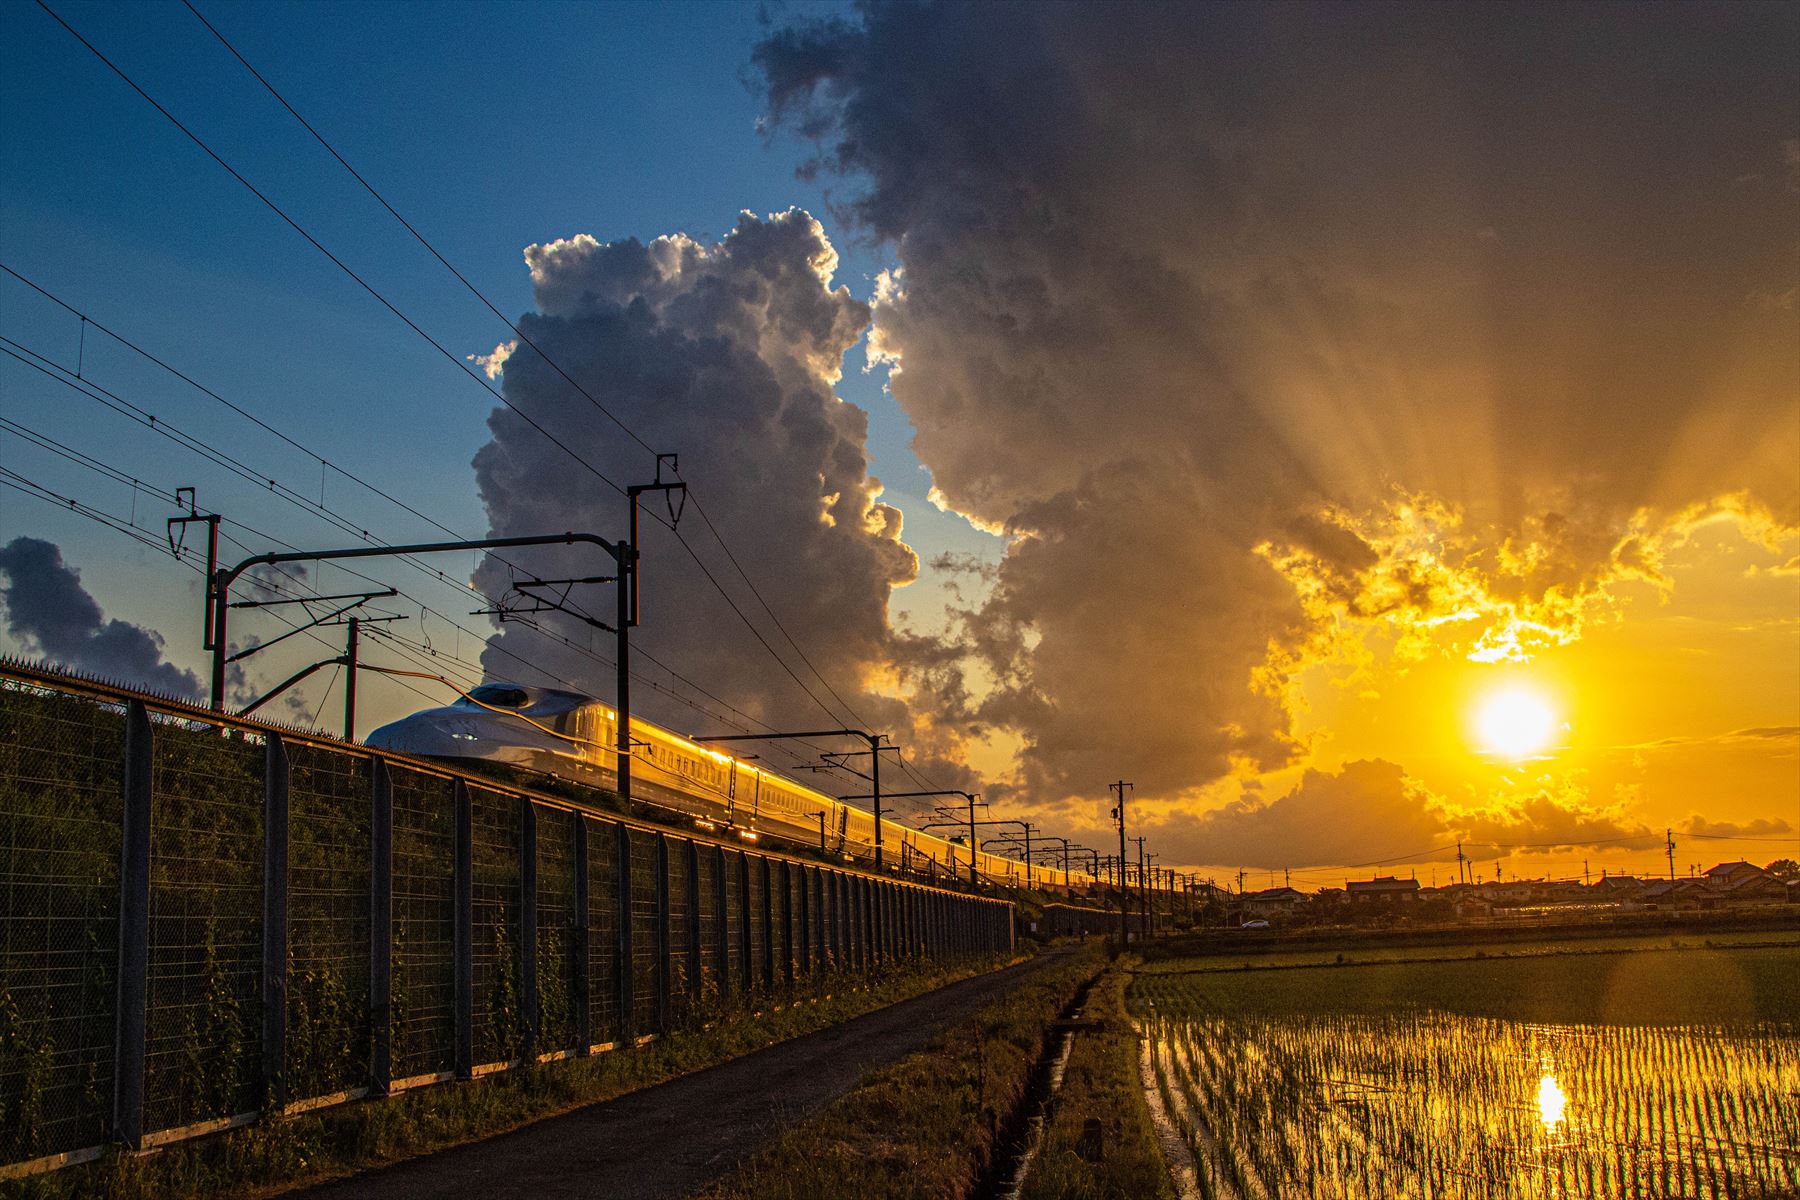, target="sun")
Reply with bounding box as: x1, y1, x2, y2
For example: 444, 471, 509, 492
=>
1473, 685, 1560, 759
